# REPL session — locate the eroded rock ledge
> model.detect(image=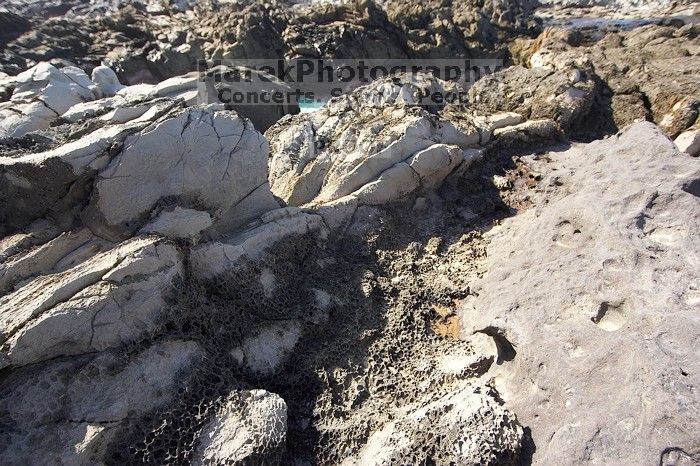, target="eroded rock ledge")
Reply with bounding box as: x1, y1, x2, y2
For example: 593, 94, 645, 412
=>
0, 3, 699, 463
